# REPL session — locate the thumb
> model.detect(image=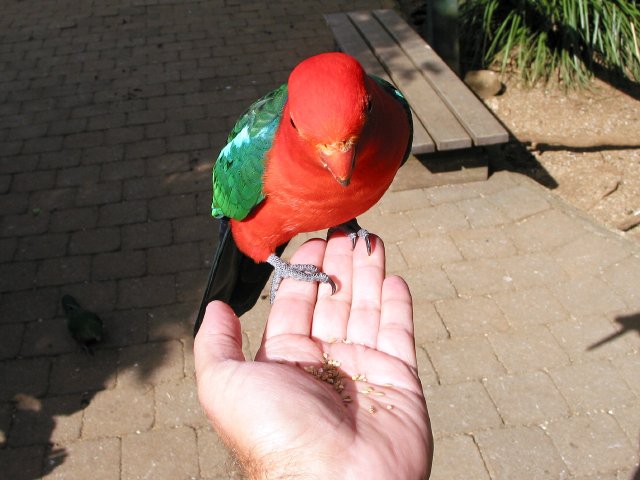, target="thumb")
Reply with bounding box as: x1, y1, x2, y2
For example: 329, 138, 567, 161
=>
194, 301, 245, 376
